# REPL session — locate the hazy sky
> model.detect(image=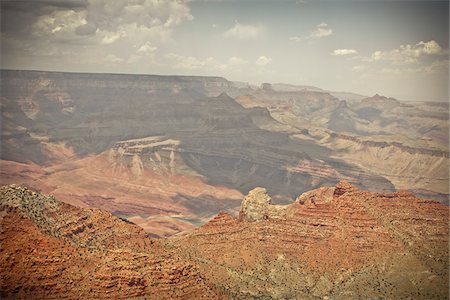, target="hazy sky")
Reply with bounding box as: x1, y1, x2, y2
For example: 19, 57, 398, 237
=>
1, 0, 449, 101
